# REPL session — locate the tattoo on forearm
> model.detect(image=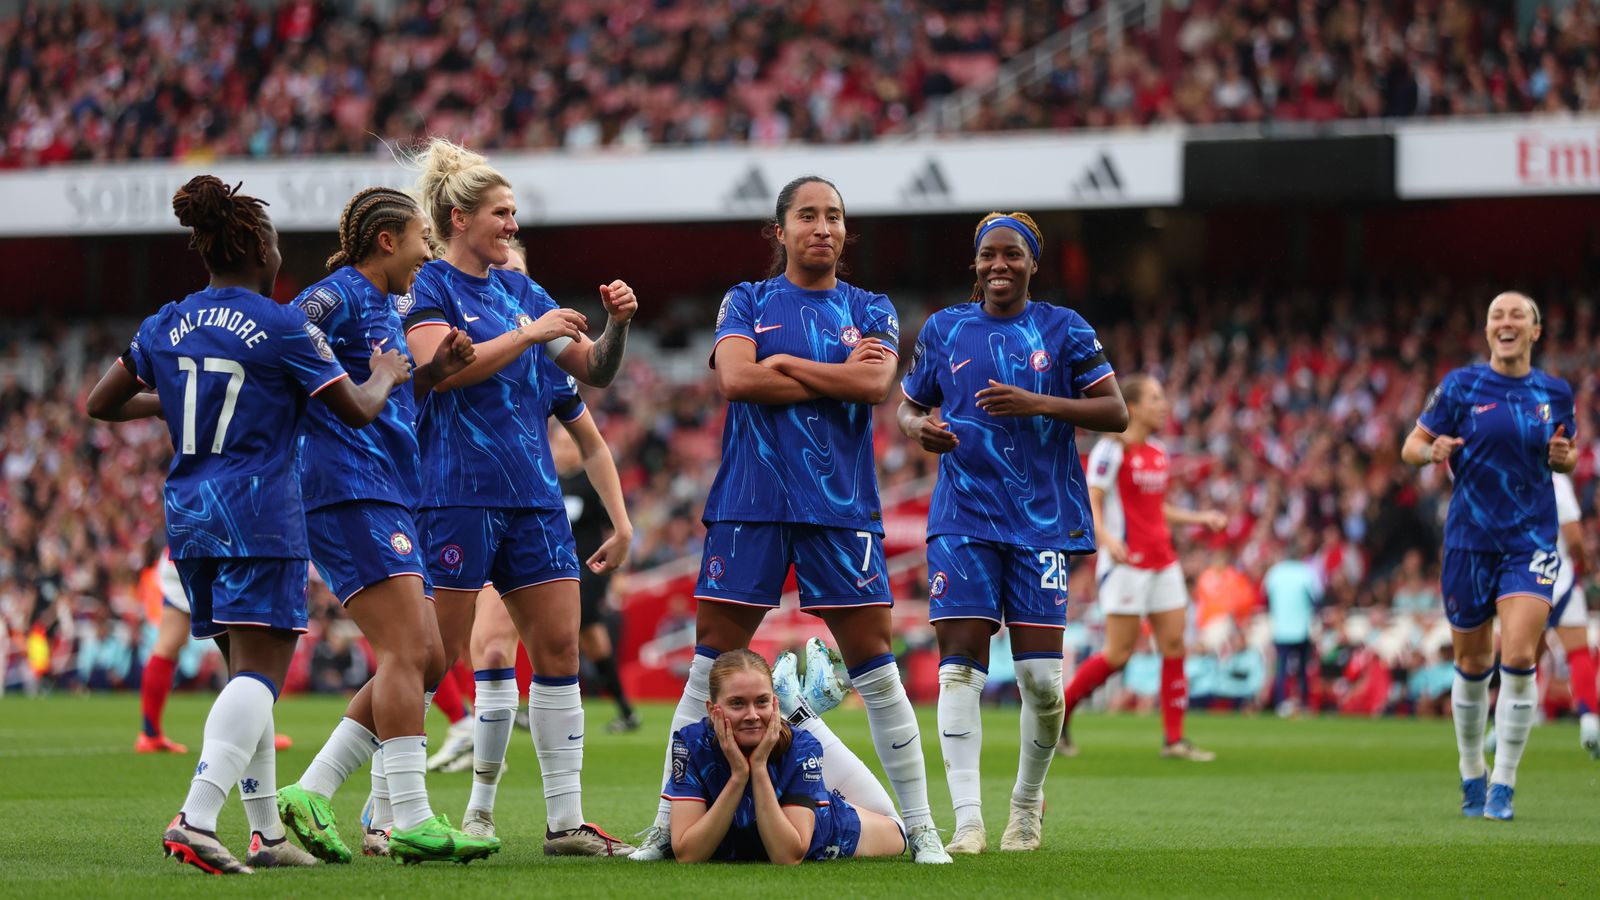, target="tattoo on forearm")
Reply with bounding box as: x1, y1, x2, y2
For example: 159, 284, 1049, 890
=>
589, 322, 629, 385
